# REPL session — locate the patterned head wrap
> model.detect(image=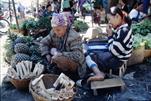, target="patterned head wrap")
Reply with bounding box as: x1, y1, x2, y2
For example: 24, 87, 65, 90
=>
51, 13, 68, 27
